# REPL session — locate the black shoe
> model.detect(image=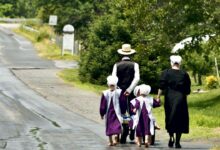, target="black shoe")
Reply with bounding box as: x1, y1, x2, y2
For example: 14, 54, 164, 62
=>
175, 143, 182, 149
129, 129, 135, 141
168, 139, 174, 147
